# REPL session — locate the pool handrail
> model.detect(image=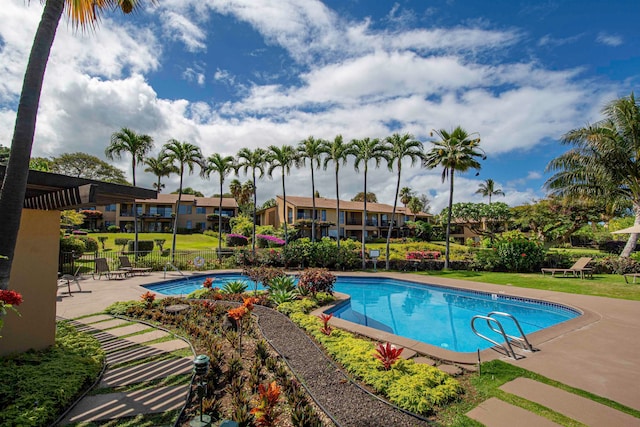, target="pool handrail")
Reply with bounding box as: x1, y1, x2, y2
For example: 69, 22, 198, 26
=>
163, 262, 186, 279
486, 311, 535, 352
471, 315, 518, 359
